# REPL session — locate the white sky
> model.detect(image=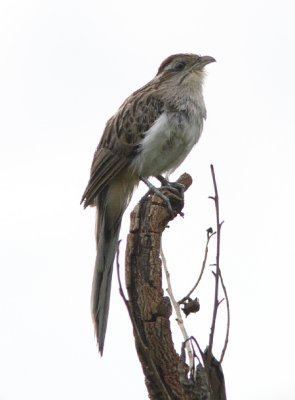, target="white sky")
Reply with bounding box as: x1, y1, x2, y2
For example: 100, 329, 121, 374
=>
1, 0, 295, 399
